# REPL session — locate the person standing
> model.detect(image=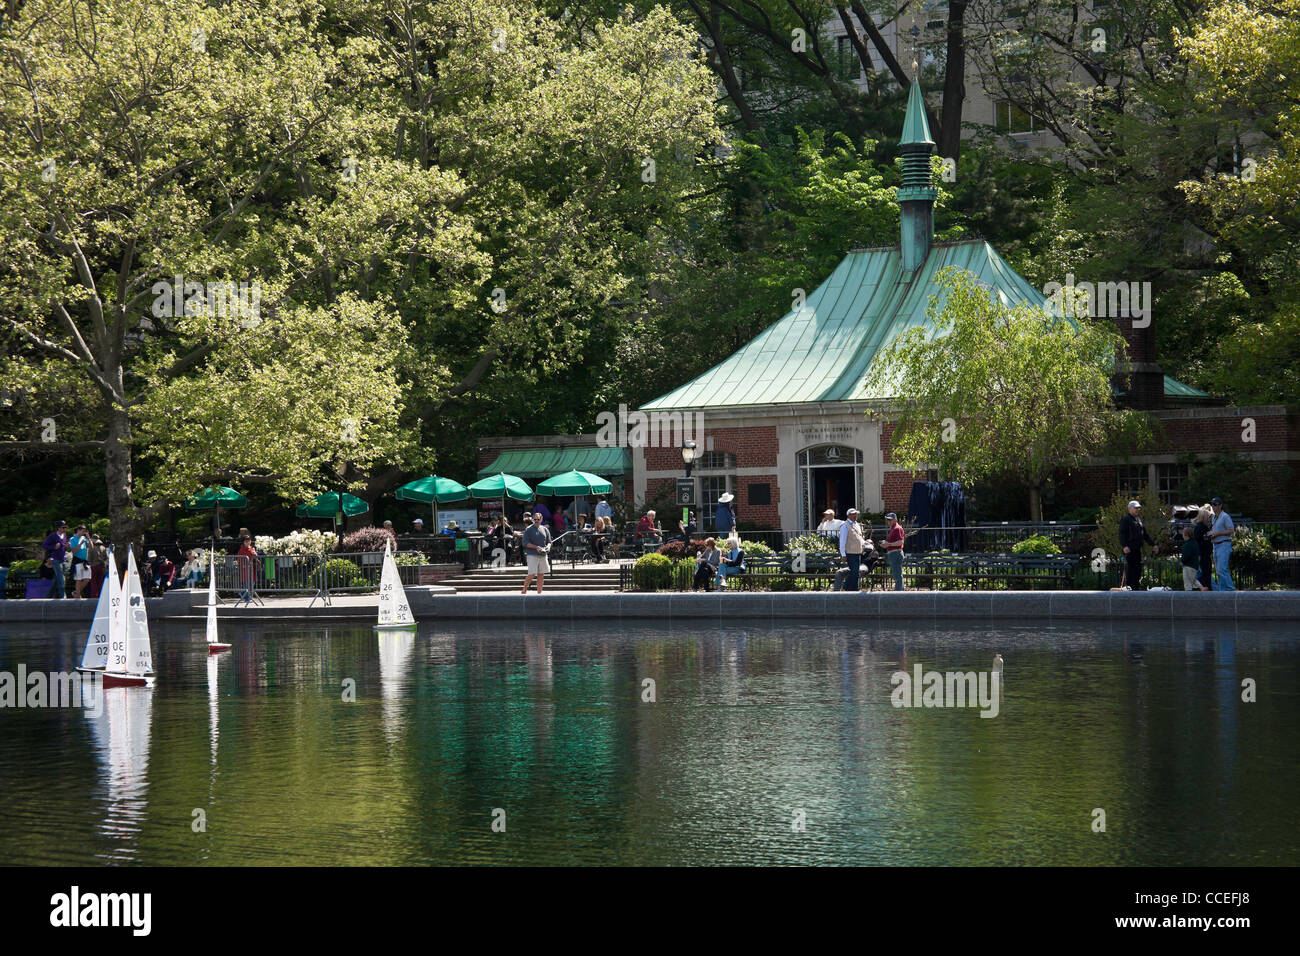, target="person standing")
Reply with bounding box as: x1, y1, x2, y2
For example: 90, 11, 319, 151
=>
1208, 496, 1235, 591
41, 520, 69, 598
883, 513, 906, 591
1180, 527, 1202, 591
1118, 500, 1158, 589
715, 493, 736, 536
68, 524, 92, 598
237, 534, 258, 604
521, 512, 552, 594
88, 534, 108, 597
816, 509, 840, 537
838, 508, 865, 591
594, 496, 613, 523
1193, 504, 1214, 590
